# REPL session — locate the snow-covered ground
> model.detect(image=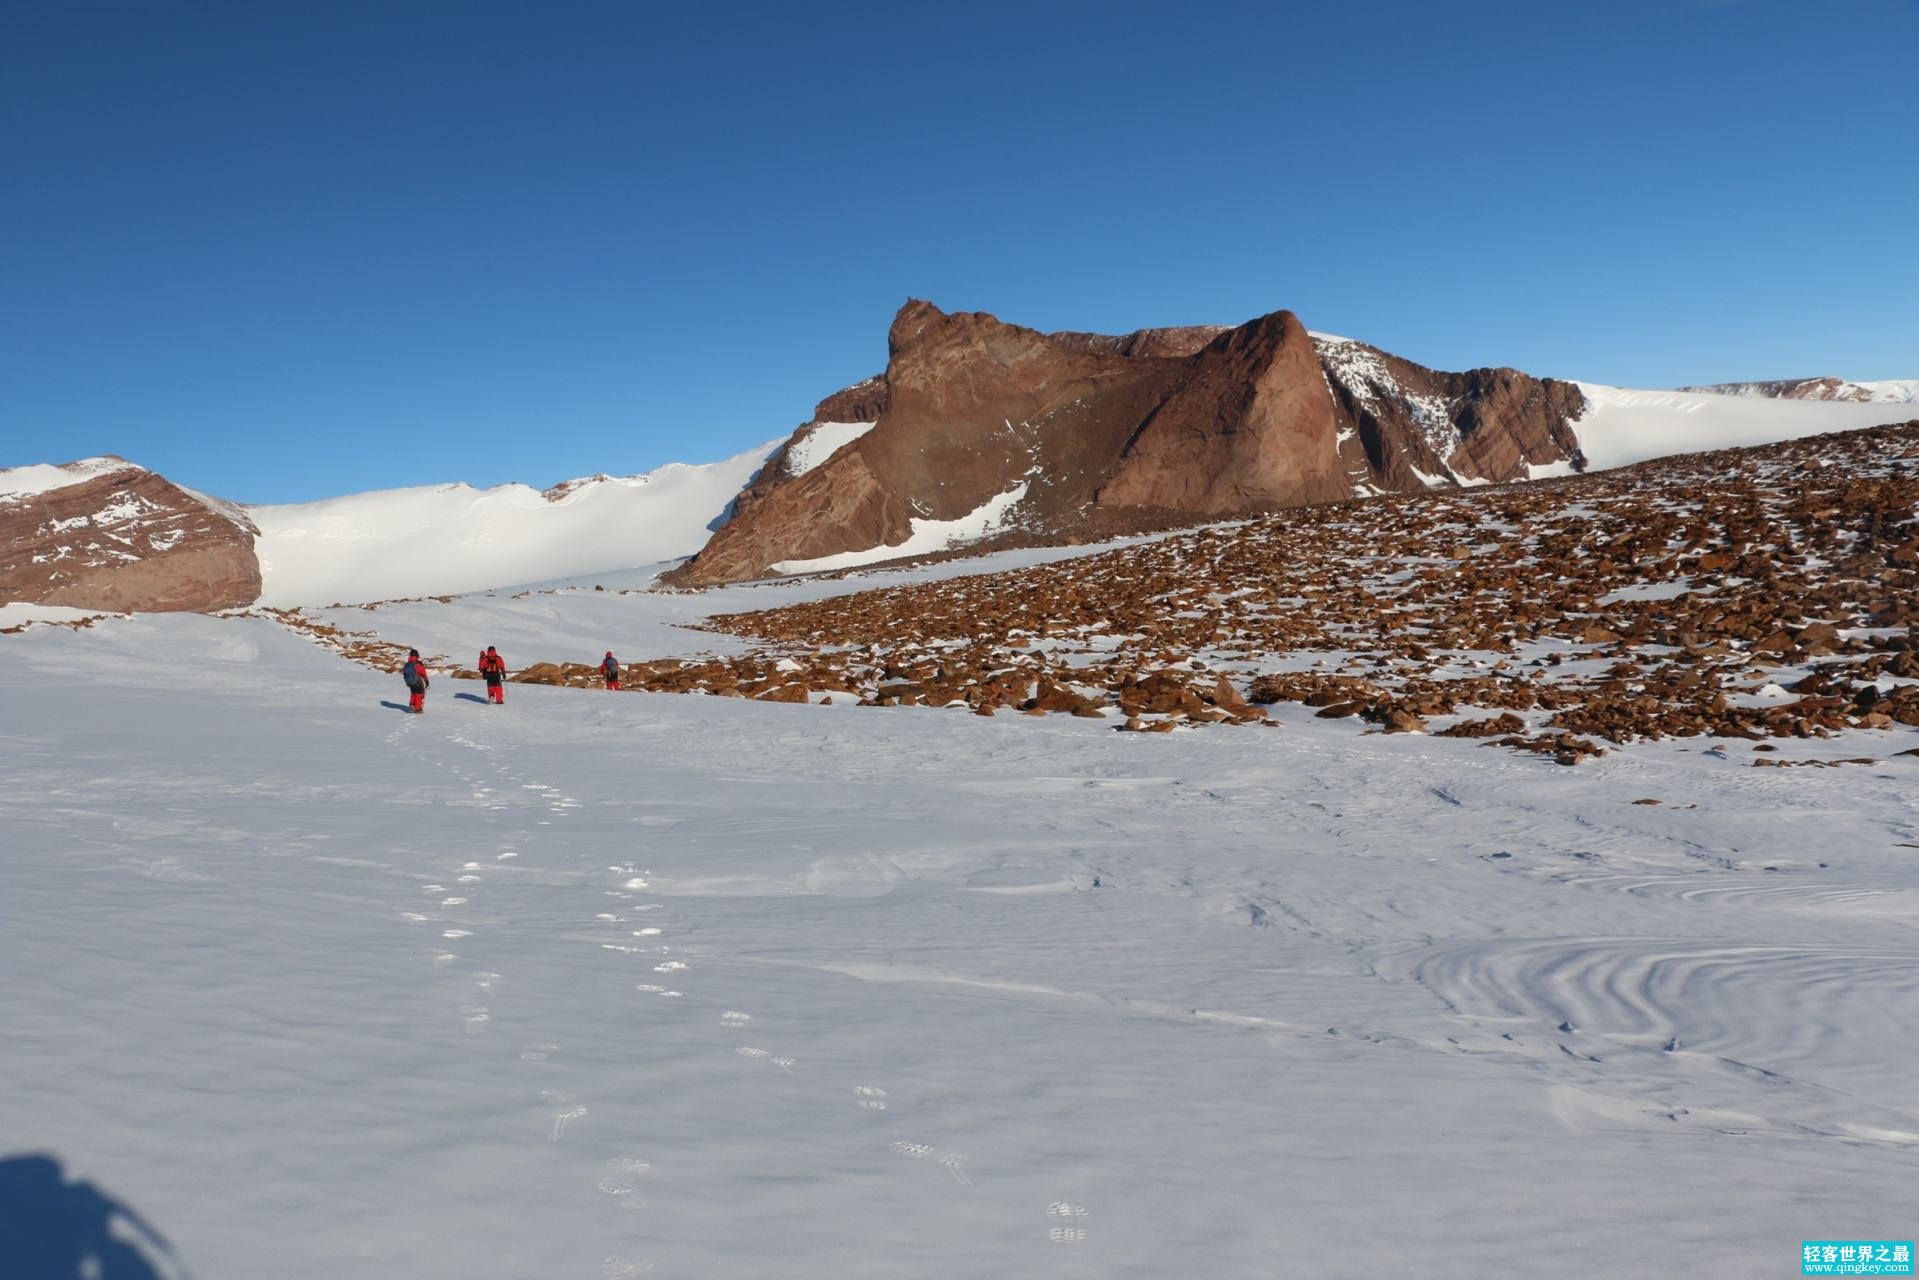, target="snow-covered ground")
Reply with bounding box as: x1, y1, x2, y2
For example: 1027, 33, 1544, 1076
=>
248, 441, 781, 607
0, 601, 117, 628
4, 604, 1917, 1278
300, 539, 1156, 669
